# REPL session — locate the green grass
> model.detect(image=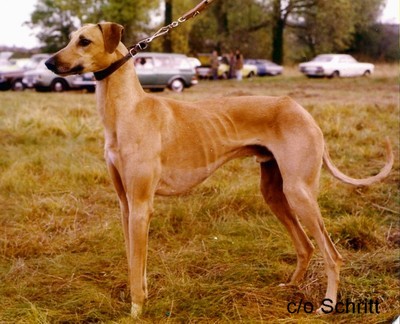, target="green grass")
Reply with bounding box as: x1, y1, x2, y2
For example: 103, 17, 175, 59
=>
0, 65, 399, 323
